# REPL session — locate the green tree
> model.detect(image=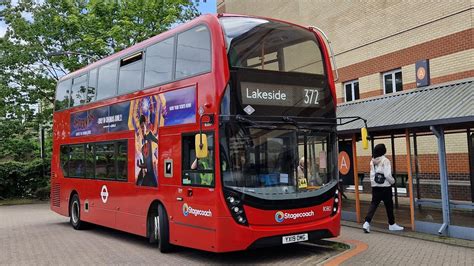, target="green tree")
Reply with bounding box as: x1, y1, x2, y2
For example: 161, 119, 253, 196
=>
0, 0, 199, 159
